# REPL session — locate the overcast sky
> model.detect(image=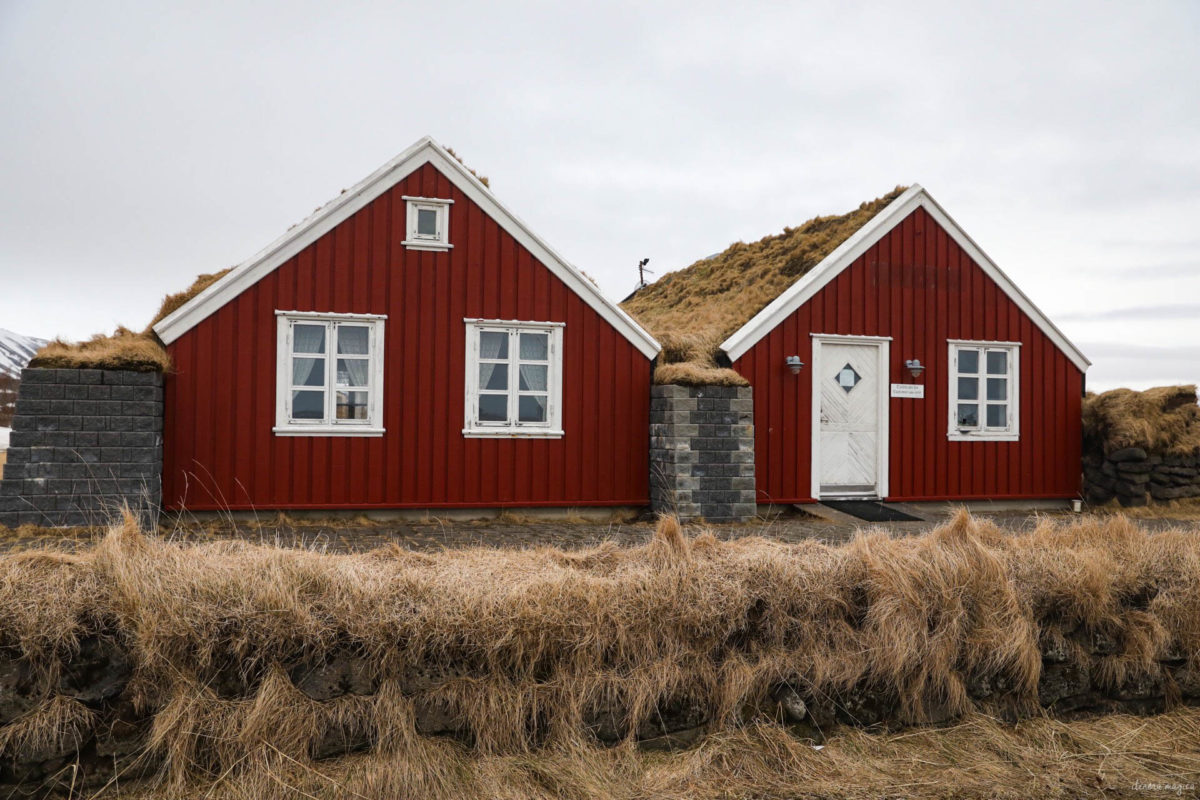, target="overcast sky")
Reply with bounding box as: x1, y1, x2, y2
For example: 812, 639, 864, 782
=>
1, 1, 1197, 391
